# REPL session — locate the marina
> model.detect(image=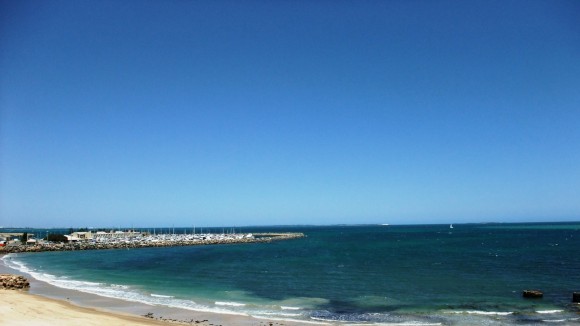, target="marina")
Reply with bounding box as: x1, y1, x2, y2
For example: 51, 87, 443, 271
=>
0, 231, 305, 254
